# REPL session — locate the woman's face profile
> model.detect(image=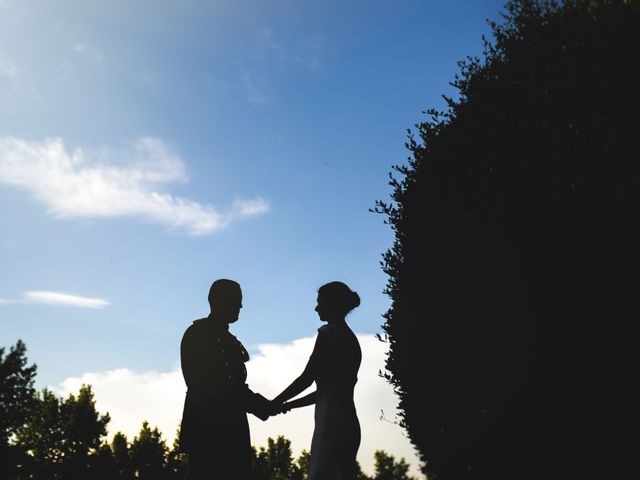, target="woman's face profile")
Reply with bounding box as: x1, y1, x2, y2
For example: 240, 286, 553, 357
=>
315, 294, 328, 322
